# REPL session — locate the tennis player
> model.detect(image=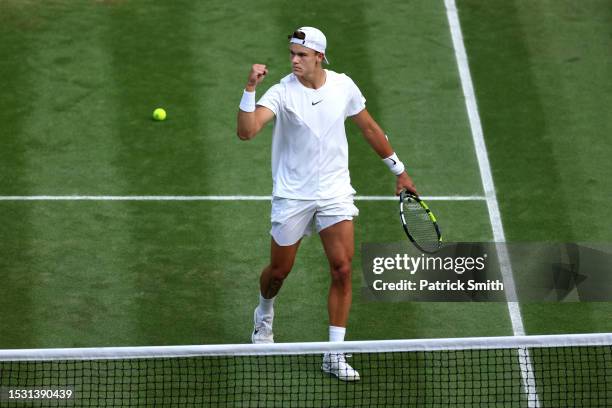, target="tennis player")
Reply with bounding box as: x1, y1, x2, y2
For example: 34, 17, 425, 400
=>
237, 27, 417, 381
